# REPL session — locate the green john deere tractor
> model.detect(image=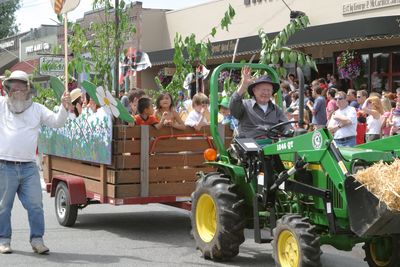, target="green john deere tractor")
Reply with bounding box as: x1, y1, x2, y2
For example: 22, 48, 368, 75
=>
191, 63, 400, 267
